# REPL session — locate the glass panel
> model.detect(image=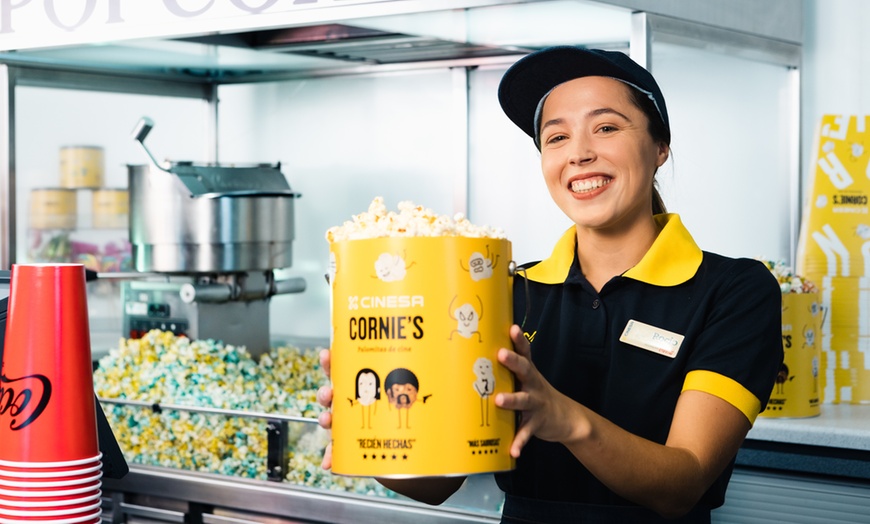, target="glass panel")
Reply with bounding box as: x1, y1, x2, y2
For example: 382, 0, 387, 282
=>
467, 64, 572, 267
15, 86, 211, 352
651, 42, 796, 263
216, 69, 460, 341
